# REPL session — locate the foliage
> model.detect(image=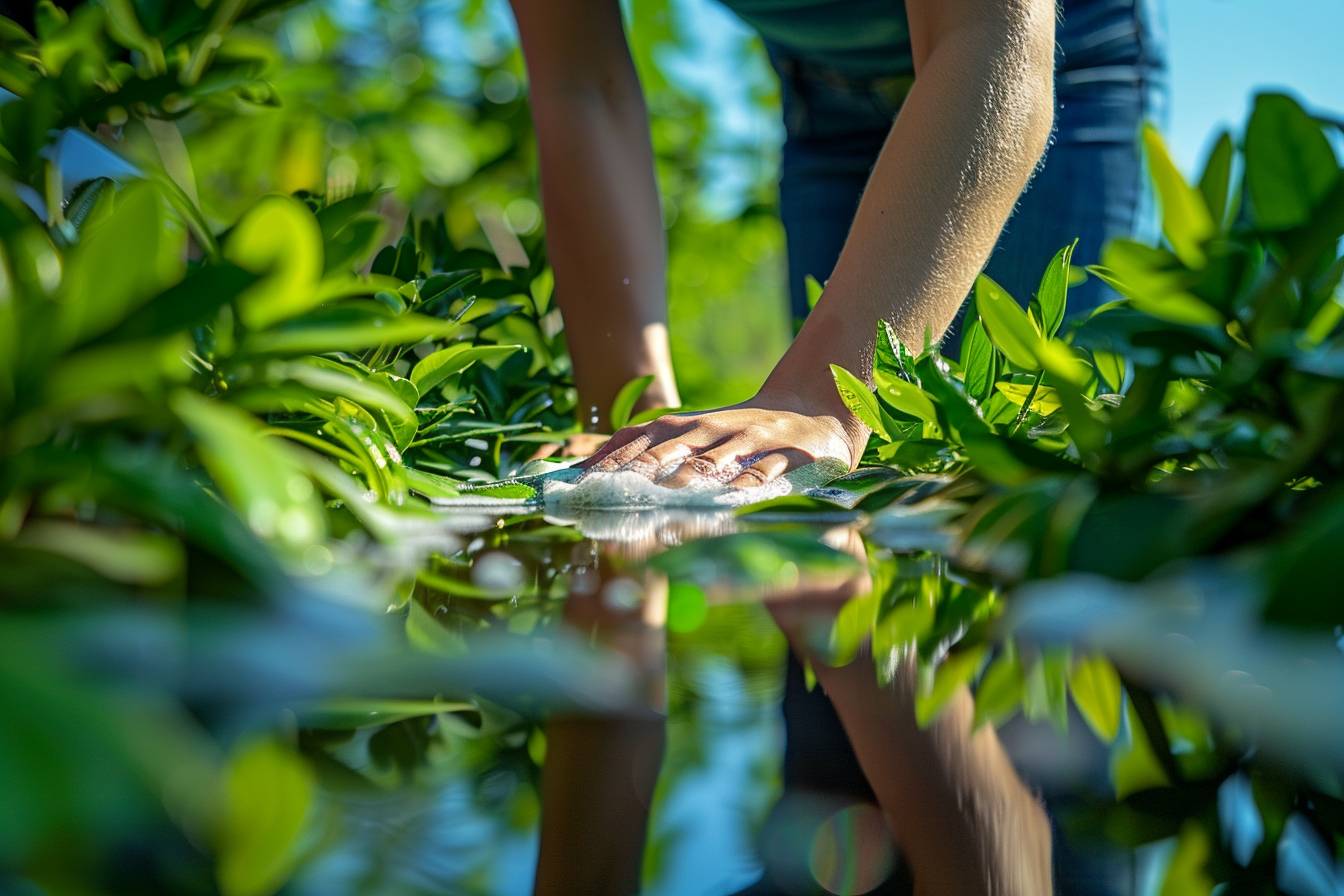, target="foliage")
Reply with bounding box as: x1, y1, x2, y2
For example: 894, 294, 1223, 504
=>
2, 1, 1343, 894
817, 96, 1344, 893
